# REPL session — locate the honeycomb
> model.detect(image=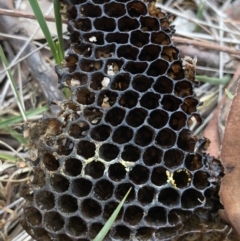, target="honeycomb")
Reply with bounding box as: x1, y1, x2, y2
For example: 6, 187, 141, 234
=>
21, 0, 237, 240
